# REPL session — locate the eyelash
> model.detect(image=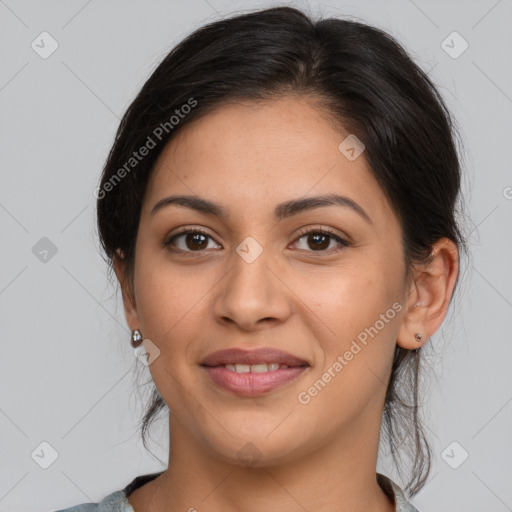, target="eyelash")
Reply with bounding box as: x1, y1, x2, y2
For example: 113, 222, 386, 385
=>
163, 226, 350, 256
